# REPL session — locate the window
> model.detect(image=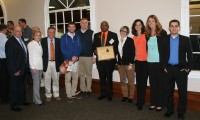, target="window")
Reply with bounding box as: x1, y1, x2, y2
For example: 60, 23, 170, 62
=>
0, 5, 4, 24
189, 0, 200, 70
49, 0, 90, 38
